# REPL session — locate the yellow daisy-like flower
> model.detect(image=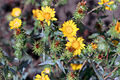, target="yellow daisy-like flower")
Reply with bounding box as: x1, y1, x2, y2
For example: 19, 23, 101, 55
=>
91, 43, 97, 49
32, 9, 44, 21
115, 20, 120, 33
32, 6, 57, 26
59, 20, 79, 38
43, 68, 50, 74
11, 7, 21, 17
70, 63, 83, 71
9, 18, 22, 29
32, 9, 41, 18
98, 0, 114, 11
34, 74, 50, 80
66, 37, 85, 56
41, 6, 57, 26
